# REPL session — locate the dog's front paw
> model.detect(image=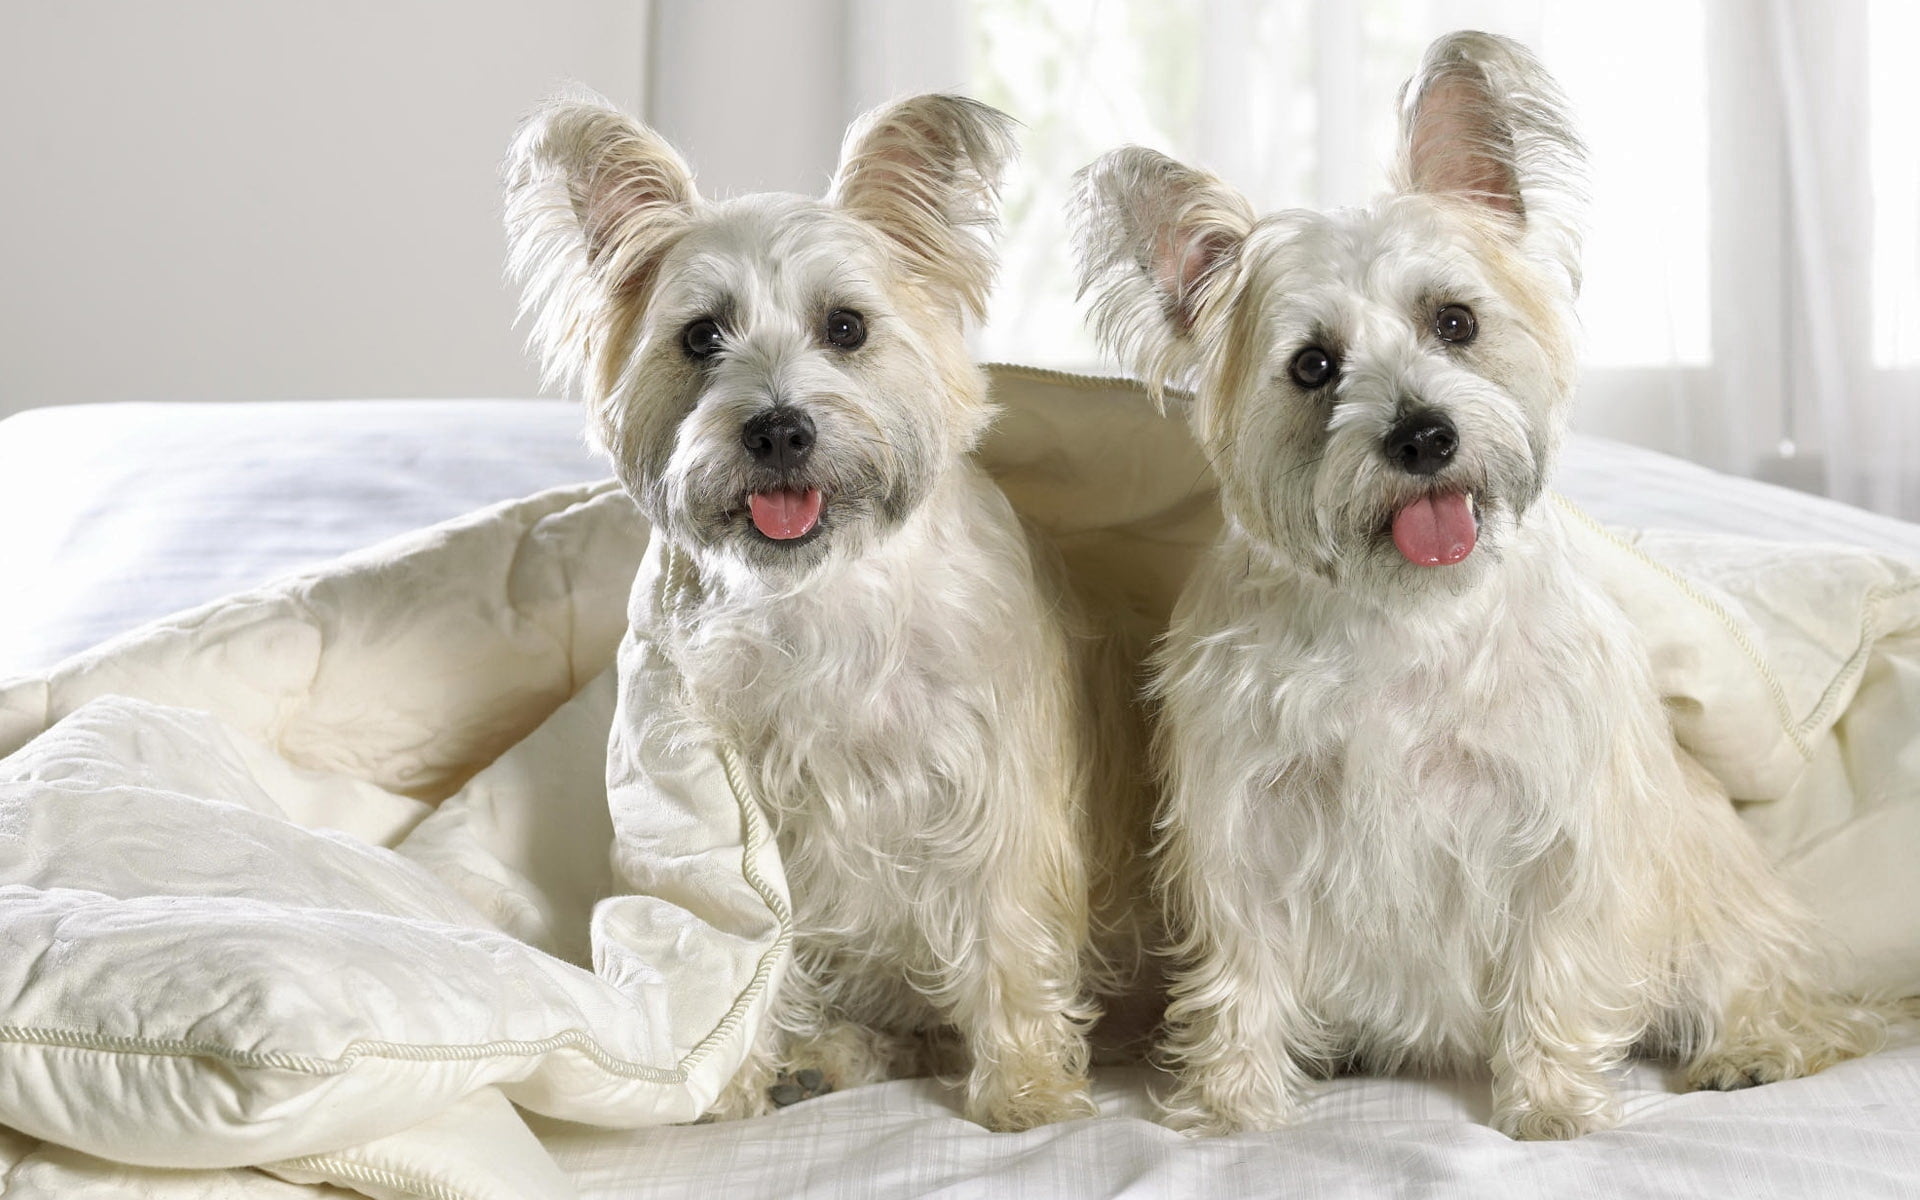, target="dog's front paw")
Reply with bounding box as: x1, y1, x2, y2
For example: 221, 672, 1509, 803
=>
1685, 1043, 1807, 1092
1159, 1099, 1258, 1139
784, 1021, 898, 1093
966, 1063, 1097, 1132
1493, 1102, 1617, 1141
1158, 1060, 1303, 1137
1684, 998, 1886, 1092
1492, 1070, 1620, 1141
1492, 1043, 1621, 1140
703, 1060, 780, 1122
